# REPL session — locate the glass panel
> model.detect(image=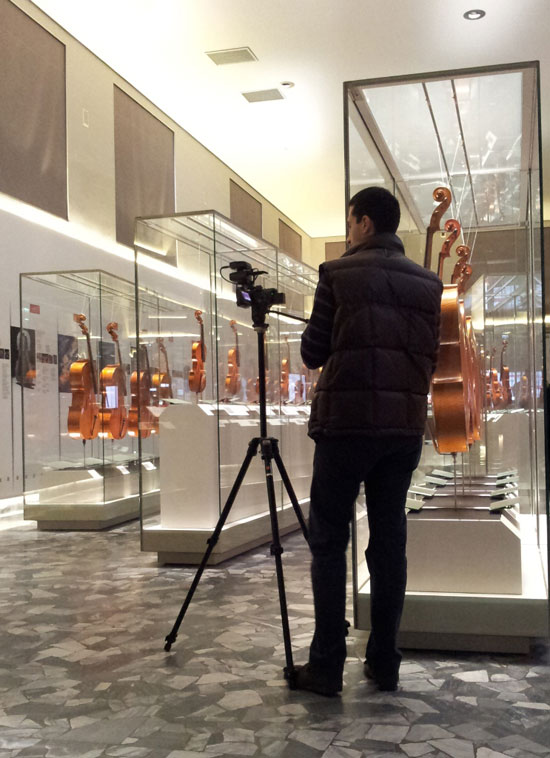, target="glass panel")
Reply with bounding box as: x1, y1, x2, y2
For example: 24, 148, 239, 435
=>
21, 270, 140, 526
136, 212, 317, 563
